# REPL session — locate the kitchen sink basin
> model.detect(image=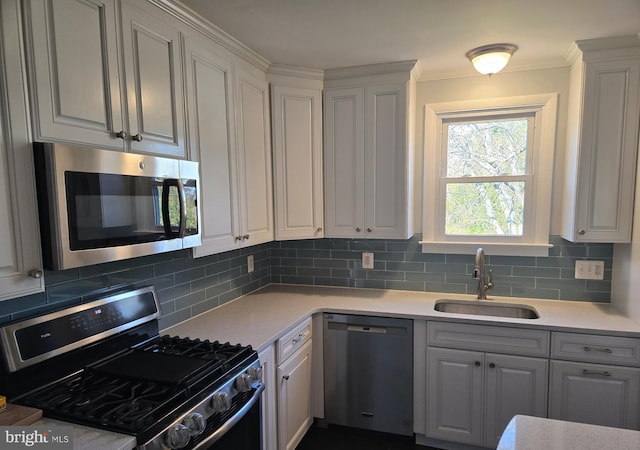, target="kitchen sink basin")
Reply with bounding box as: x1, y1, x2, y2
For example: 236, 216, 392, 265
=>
434, 299, 539, 319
